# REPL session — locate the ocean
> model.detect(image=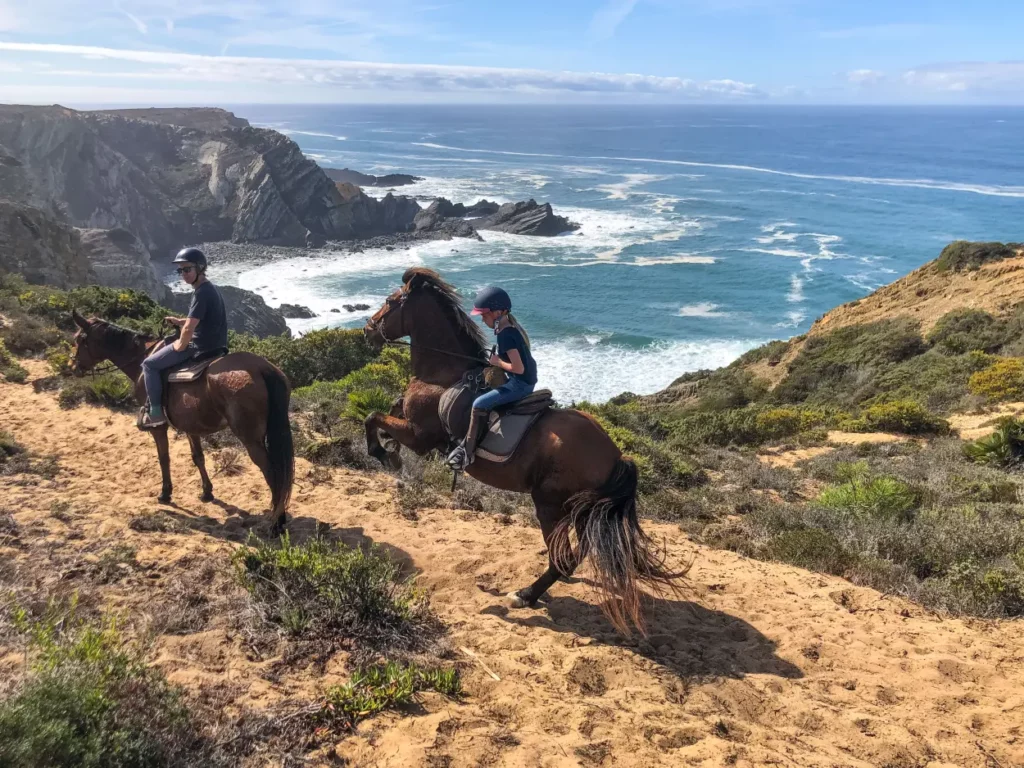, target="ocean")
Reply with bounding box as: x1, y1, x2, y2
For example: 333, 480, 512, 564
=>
213, 105, 1024, 403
